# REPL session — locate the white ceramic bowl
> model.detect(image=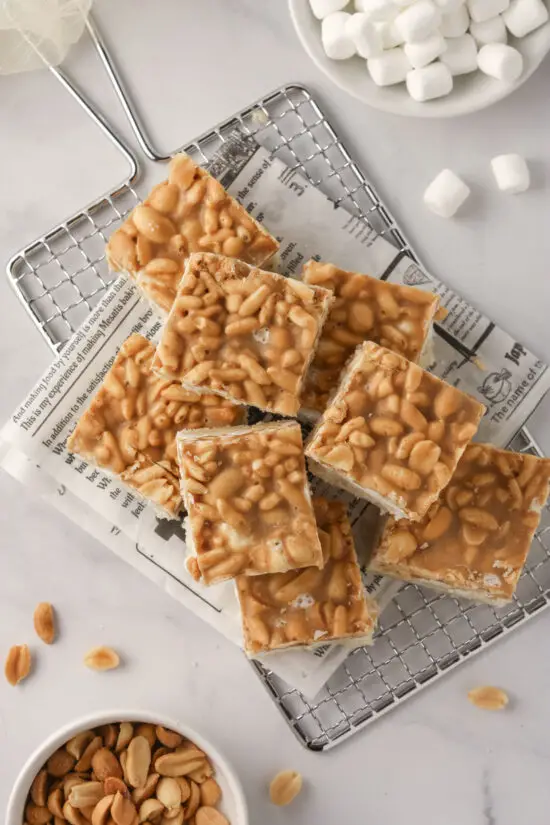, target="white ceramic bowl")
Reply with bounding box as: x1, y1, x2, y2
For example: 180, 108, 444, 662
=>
289, 0, 550, 117
6, 710, 248, 825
